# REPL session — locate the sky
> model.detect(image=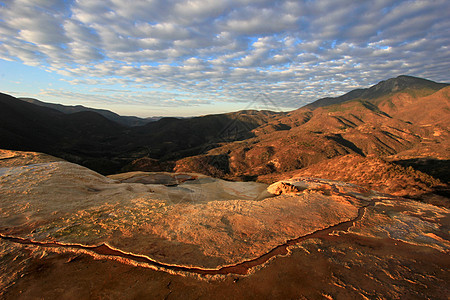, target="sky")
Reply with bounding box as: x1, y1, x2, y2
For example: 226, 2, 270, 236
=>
0, 0, 449, 117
